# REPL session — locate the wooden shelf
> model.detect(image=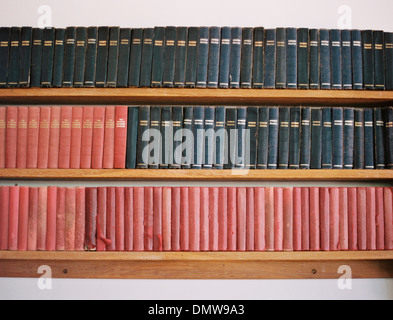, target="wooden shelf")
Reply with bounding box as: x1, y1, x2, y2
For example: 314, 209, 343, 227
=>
1, 88, 393, 106
0, 251, 392, 279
